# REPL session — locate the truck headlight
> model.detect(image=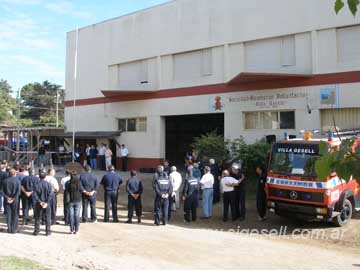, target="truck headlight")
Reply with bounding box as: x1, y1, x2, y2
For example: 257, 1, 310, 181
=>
315, 208, 327, 214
